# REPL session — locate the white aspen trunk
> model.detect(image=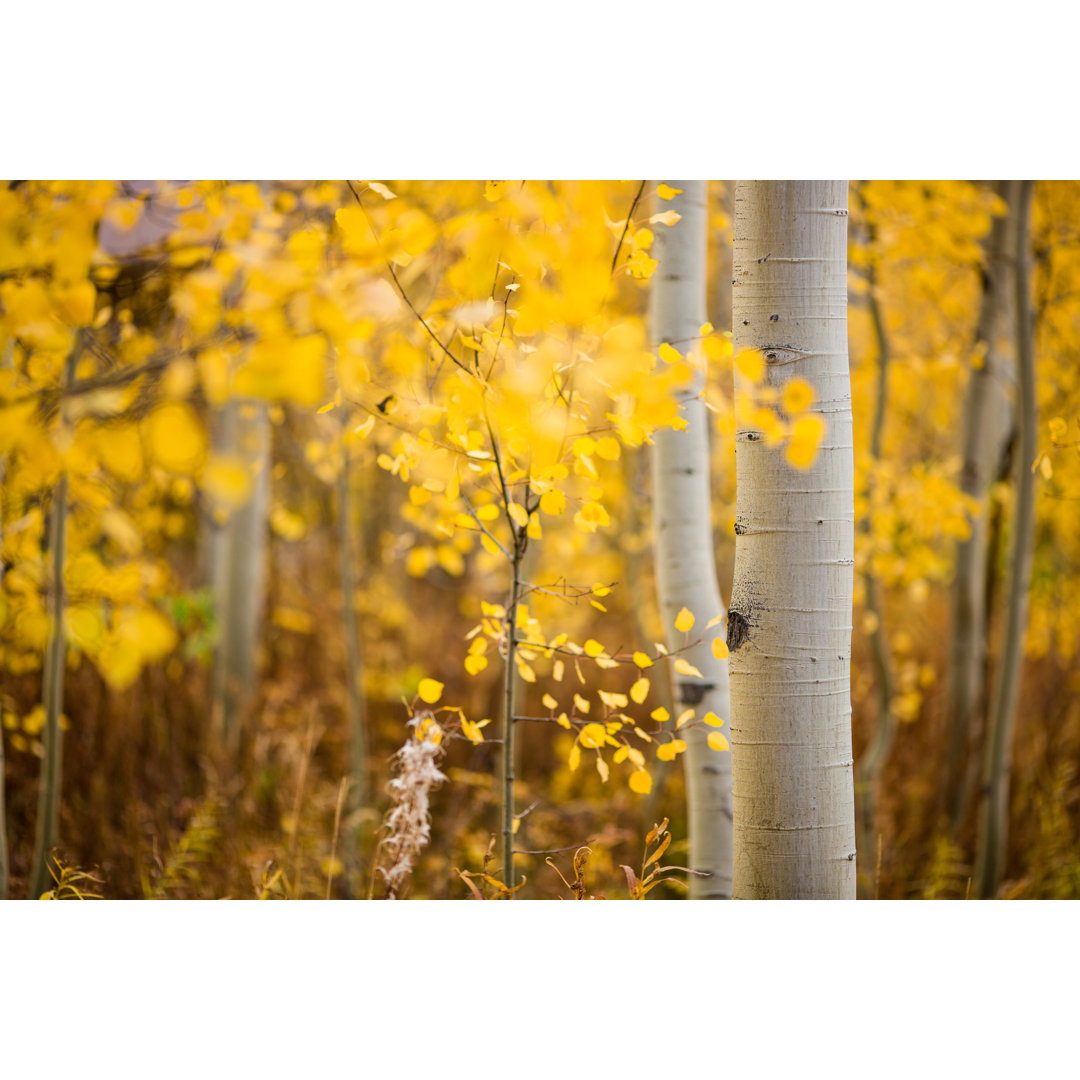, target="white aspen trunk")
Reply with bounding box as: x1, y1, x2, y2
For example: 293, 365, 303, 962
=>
730, 181, 856, 900
945, 180, 1018, 828
210, 399, 270, 751
975, 180, 1036, 899
649, 180, 733, 899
